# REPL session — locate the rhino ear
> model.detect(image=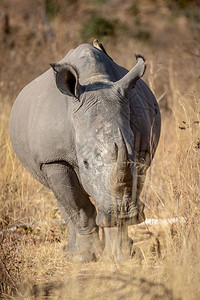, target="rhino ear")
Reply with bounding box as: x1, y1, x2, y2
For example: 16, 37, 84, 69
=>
50, 63, 83, 99
115, 55, 146, 97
